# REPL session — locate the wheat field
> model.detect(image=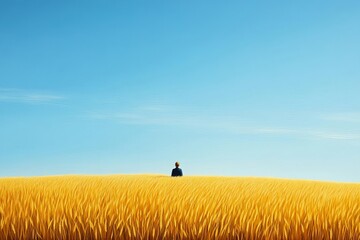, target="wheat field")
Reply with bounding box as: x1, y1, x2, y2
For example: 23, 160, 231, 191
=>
0, 175, 359, 239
